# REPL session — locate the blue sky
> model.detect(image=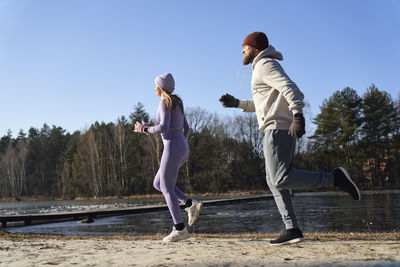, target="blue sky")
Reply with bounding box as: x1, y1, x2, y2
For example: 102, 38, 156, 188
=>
1, 0, 399, 137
